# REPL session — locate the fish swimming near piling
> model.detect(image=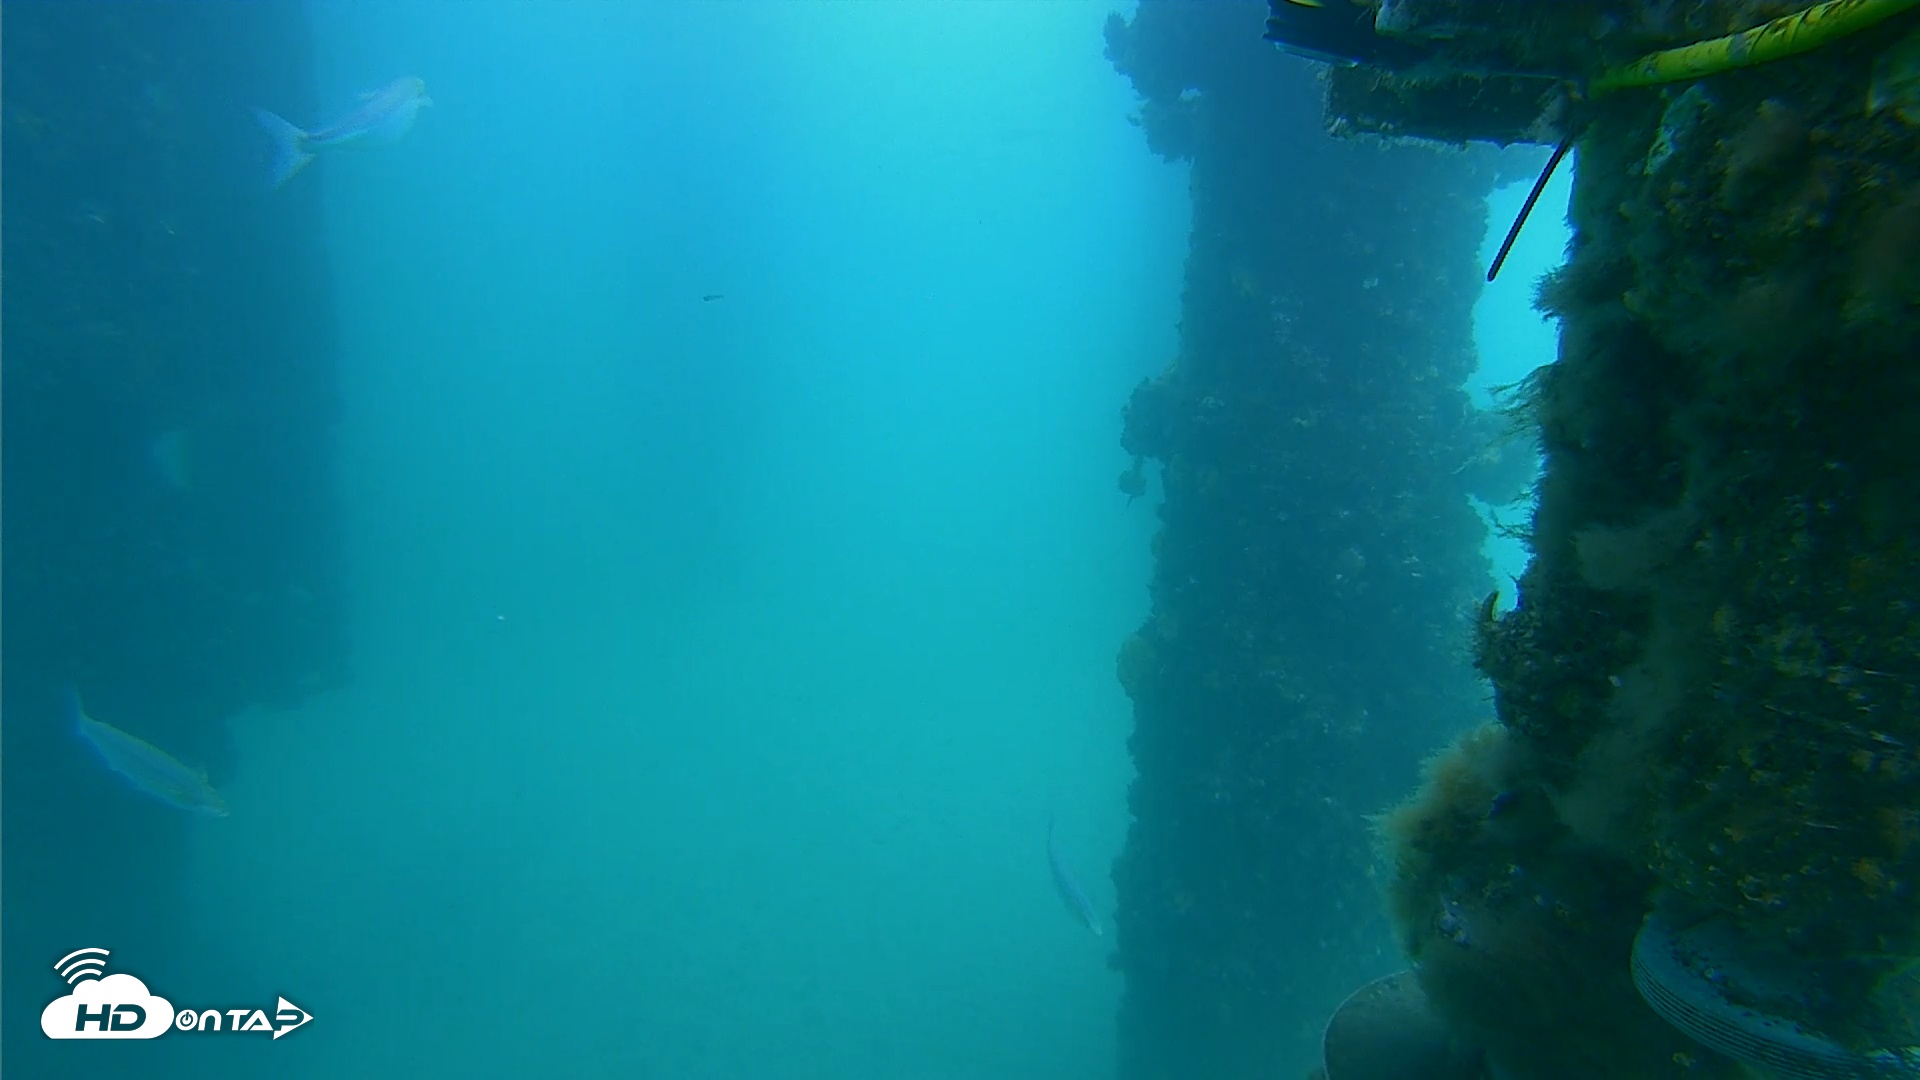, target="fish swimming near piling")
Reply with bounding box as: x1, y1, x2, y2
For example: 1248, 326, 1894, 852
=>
1632, 909, 1920, 1078
252, 76, 433, 188
63, 688, 228, 817
1047, 817, 1104, 937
